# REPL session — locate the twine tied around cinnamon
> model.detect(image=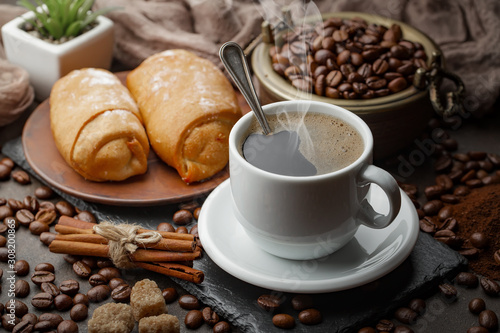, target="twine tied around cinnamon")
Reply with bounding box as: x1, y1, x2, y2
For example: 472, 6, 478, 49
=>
93, 222, 162, 269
